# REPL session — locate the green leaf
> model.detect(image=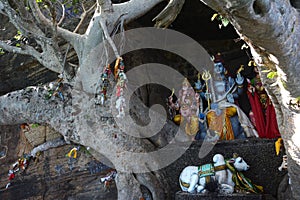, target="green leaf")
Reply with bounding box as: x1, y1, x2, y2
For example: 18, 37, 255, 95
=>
36, 0, 43, 2
267, 71, 277, 79
221, 18, 230, 27
15, 43, 21, 47
73, 8, 79, 14
65, 2, 72, 8
31, 123, 39, 128
72, 0, 79, 4
0, 48, 5, 55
